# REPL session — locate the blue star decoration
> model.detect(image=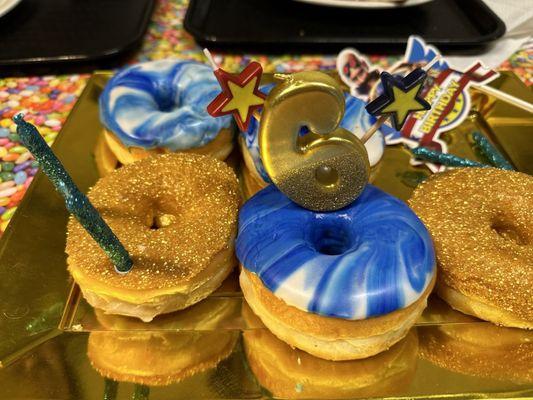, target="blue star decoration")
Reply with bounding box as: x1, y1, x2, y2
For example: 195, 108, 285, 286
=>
365, 68, 431, 131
